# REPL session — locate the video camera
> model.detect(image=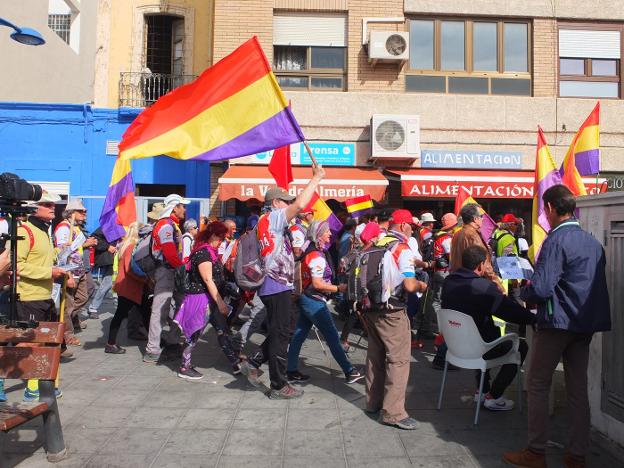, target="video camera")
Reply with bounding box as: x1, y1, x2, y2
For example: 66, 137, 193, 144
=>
0, 173, 43, 328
